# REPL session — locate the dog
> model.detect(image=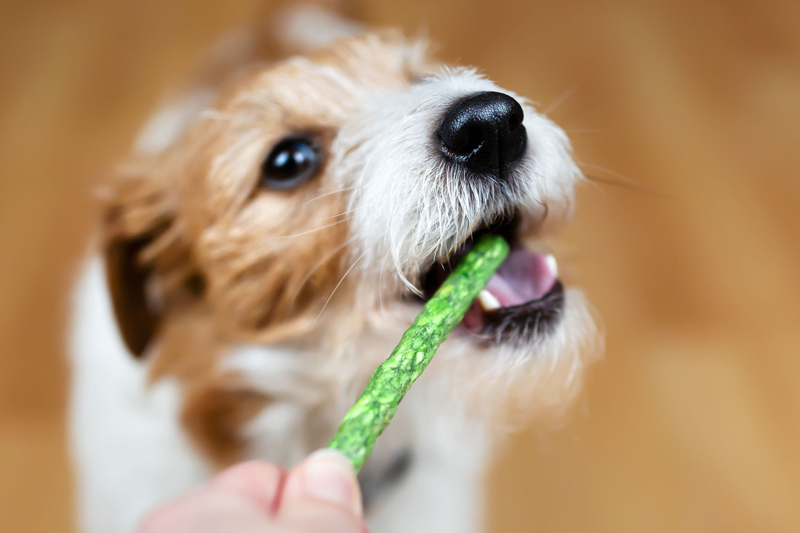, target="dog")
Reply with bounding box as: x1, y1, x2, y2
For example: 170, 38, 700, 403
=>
69, 7, 599, 533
